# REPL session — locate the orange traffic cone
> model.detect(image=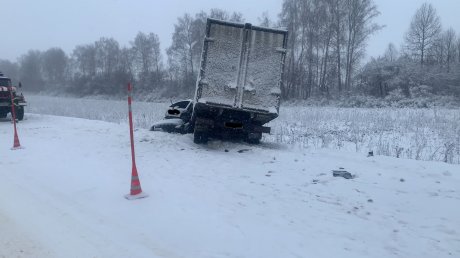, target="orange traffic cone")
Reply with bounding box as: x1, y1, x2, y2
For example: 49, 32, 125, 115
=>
9, 87, 22, 150
125, 165, 148, 200
12, 130, 21, 149
11, 111, 22, 150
